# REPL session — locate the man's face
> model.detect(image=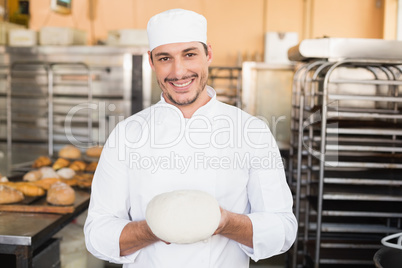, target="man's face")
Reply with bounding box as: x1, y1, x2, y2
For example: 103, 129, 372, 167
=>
149, 42, 212, 107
